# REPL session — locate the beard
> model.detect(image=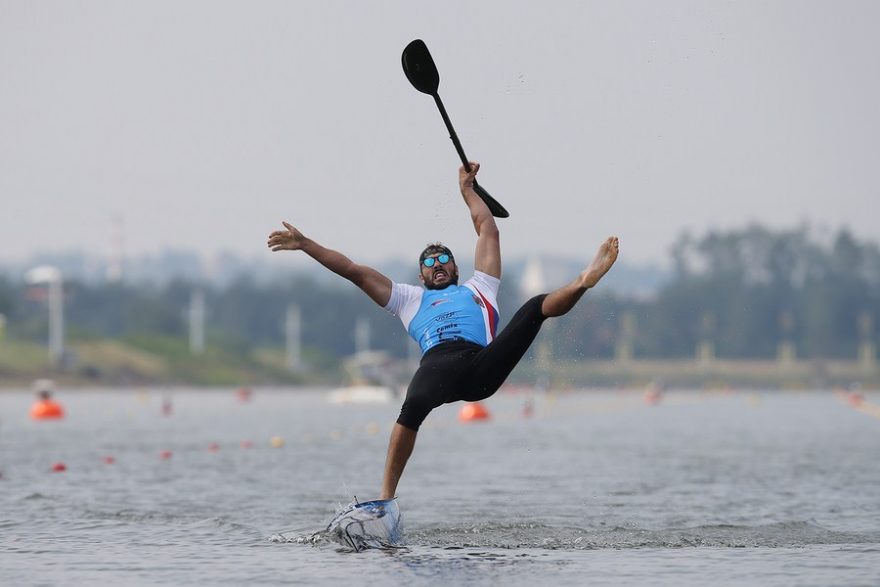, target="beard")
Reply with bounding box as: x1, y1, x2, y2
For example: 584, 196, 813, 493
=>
423, 267, 459, 290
